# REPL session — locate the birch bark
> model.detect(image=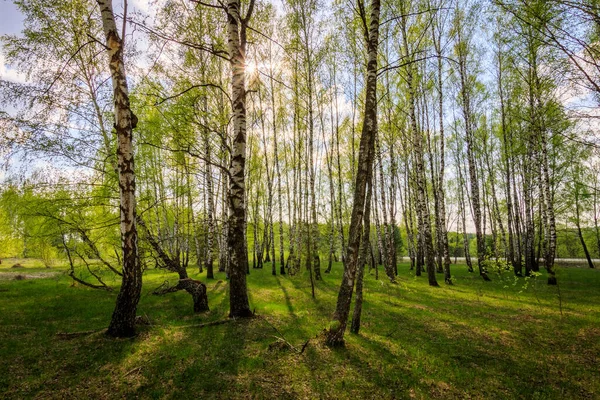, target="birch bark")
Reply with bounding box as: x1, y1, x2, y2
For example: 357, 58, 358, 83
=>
97, 0, 142, 338
326, 0, 380, 346
226, 0, 254, 318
